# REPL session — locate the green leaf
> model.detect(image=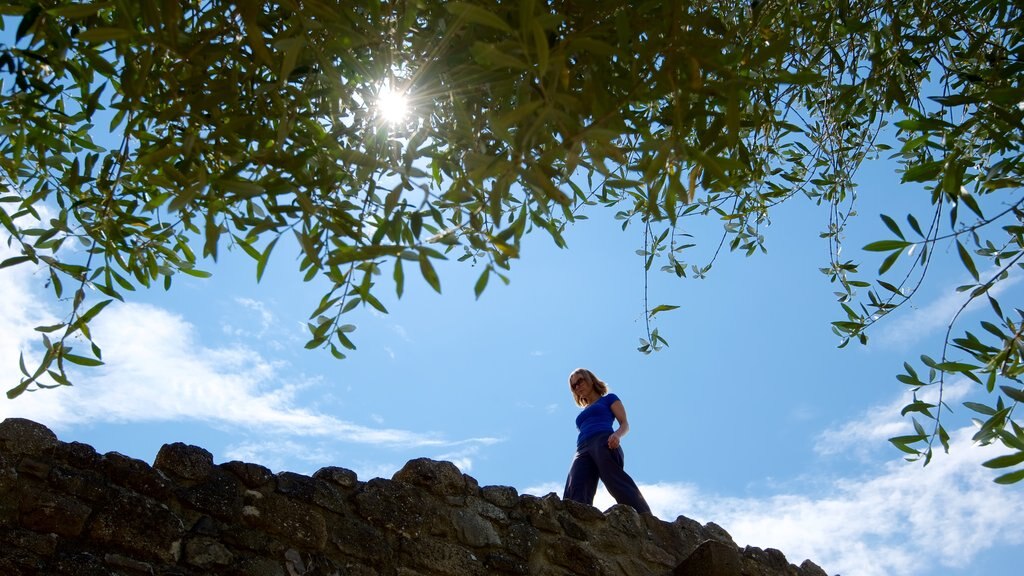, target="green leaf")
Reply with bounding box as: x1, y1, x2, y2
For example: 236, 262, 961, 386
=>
48, 3, 111, 18
474, 266, 490, 299
418, 251, 442, 293
982, 451, 1024, 469
880, 214, 904, 240
15, 4, 41, 42
648, 304, 680, 318
181, 268, 213, 278
956, 241, 979, 281
77, 299, 112, 324
1000, 385, 1024, 403
393, 257, 405, 298
0, 256, 32, 269
964, 401, 996, 416
446, 2, 513, 33
76, 27, 136, 42
906, 214, 924, 237
63, 353, 104, 367
256, 237, 278, 283
993, 468, 1024, 485
878, 249, 901, 275
863, 240, 911, 252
